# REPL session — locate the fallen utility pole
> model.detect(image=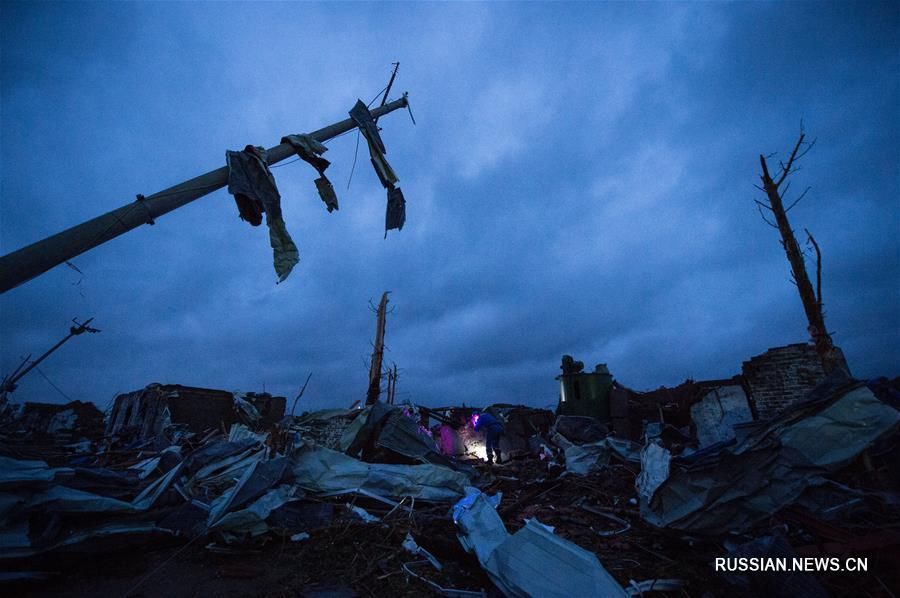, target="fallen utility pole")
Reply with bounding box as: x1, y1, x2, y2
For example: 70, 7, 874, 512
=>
0, 95, 410, 294
0, 317, 100, 394
366, 292, 390, 405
